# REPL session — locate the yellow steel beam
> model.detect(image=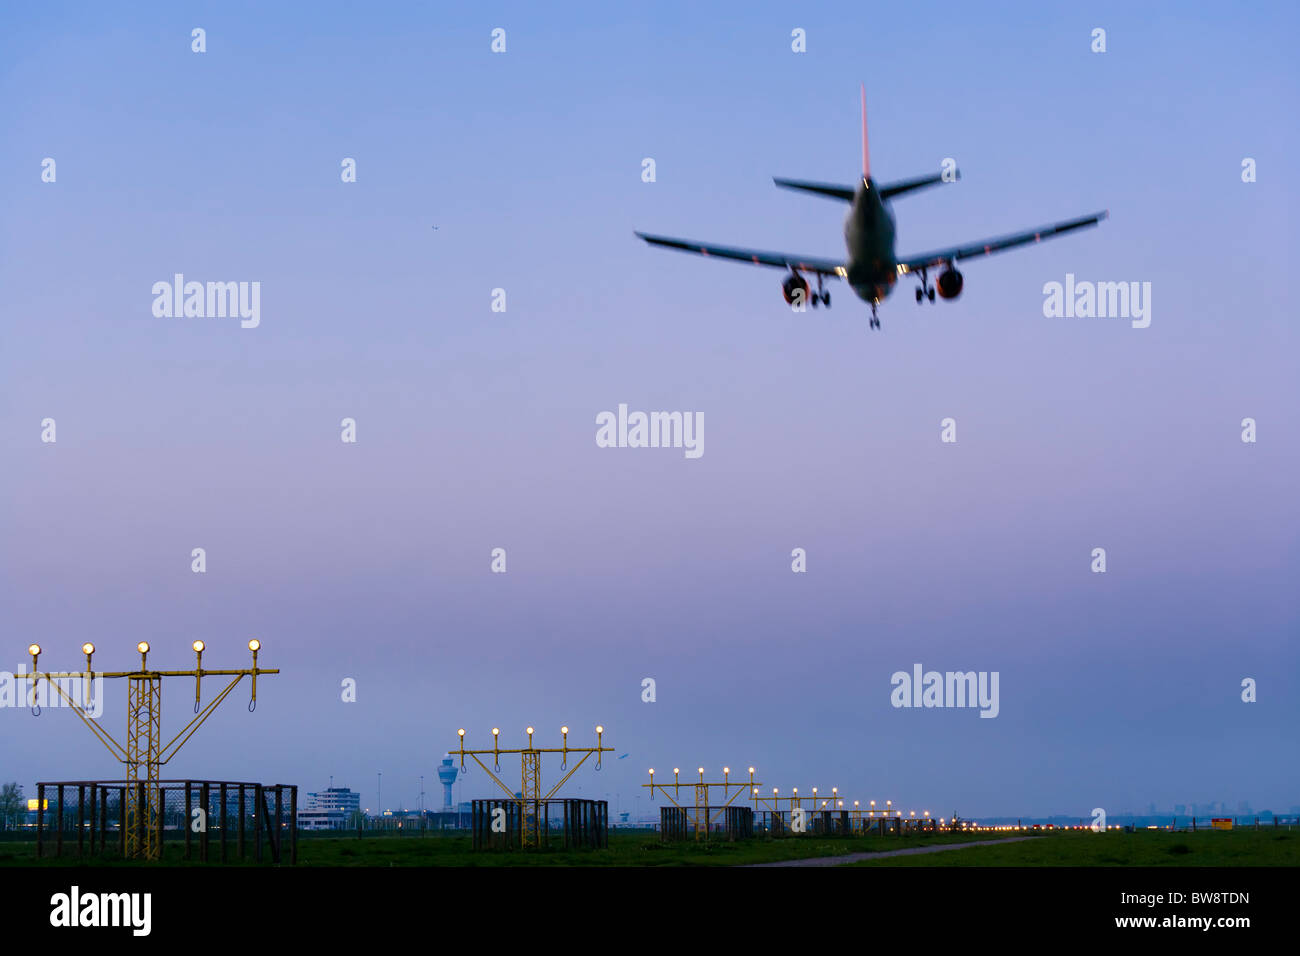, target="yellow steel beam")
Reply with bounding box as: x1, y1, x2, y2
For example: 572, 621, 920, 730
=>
466, 753, 518, 800
646, 781, 761, 798
541, 749, 596, 800
707, 783, 748, 825
32, 668, 279, 679
157, 675, 244, 762
446, 748, 612, 803
656, 789, 685, 810
27, 671, 129, 762
452, 747, 609, 756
